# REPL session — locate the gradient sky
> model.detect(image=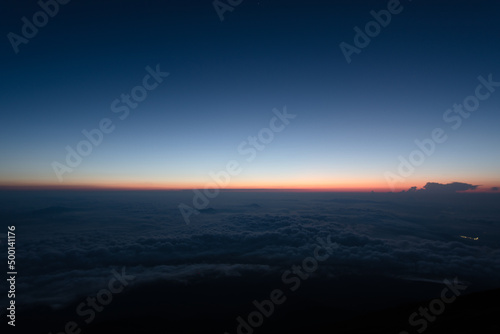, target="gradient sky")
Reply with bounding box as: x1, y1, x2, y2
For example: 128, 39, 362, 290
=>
1, 0, 499, 191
